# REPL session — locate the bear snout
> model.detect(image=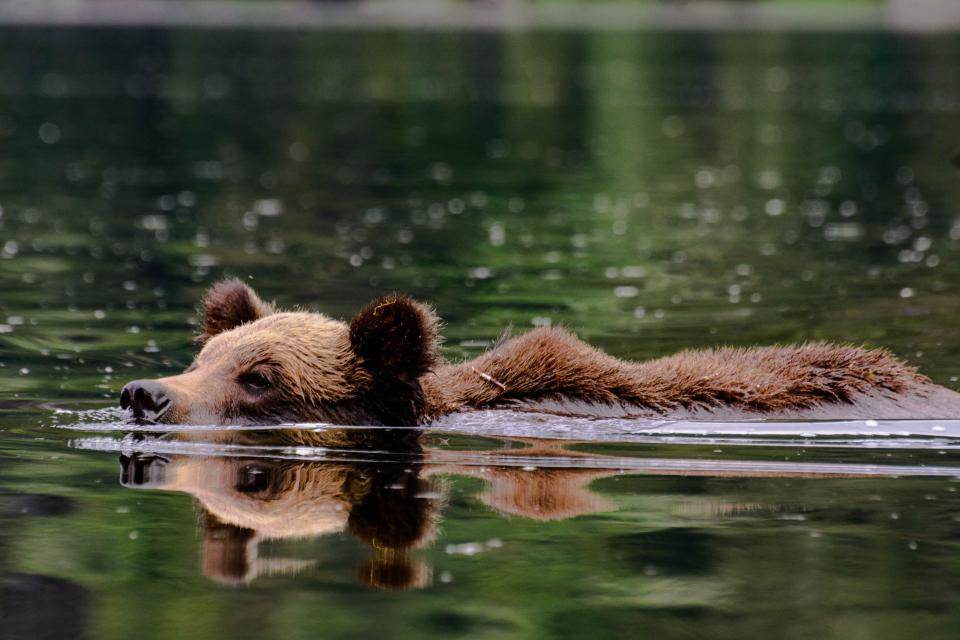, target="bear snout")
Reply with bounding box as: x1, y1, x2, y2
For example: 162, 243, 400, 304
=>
120, 379, 173, 424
